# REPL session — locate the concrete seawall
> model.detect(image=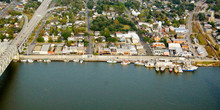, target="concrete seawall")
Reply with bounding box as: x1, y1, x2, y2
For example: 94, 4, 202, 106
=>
19, 55, 219, 64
